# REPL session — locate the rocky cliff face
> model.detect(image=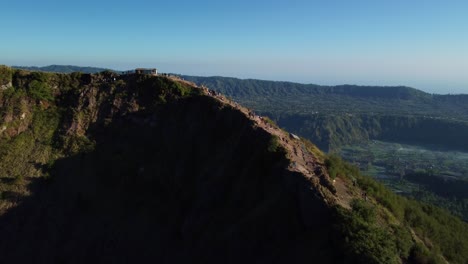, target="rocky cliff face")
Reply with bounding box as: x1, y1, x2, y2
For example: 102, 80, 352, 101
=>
0, 68, 343, 263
